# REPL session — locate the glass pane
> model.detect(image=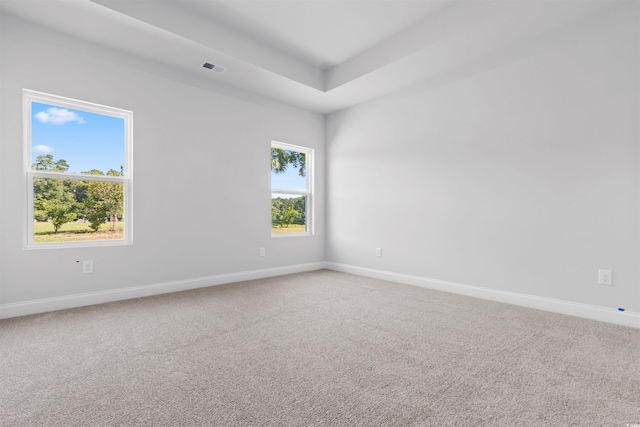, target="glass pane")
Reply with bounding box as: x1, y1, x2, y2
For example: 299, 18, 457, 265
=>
272, 193, 306, 235
271, 148, 306, 191
31, 102, 126, 175
33, 177, 124, 243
